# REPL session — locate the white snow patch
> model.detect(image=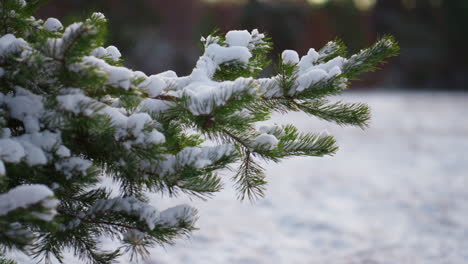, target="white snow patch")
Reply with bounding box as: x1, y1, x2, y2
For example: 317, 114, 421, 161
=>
0, 34, 27, 57
0, 184, 56, 217
205, 44, 252, 65
282, 50, 300, 65
0, 138, 25, 163
140, 75, 166, 97
225, 30, 252, 47
158, 204, 197, 226
56, 145, 71, 158
105, 46, 121, 61
296, 69, 328, 92
82, 56, 133, 90
254, 134, 279, 150
44, 18, 63, 32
